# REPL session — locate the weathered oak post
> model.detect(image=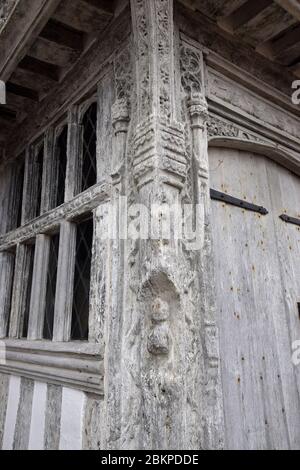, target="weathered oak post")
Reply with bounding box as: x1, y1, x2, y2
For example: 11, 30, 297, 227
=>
103, 0, 224, 450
